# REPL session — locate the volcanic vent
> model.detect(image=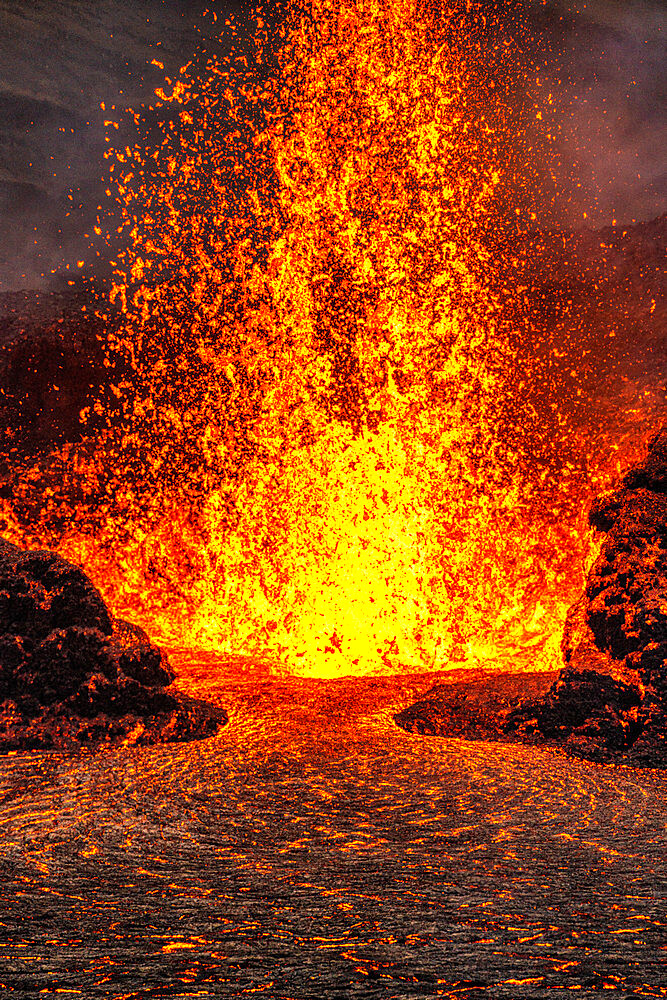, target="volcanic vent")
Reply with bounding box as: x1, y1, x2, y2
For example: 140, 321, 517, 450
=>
1, 2, 664, 681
